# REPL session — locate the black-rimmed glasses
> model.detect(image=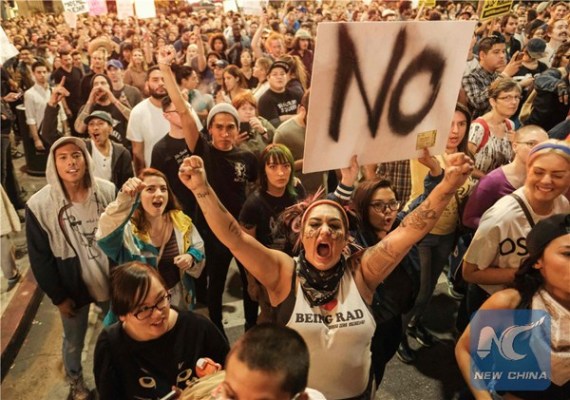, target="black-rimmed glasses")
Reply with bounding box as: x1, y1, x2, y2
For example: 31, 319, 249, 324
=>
133, 293, 172, 320
369, 200, 400, 213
